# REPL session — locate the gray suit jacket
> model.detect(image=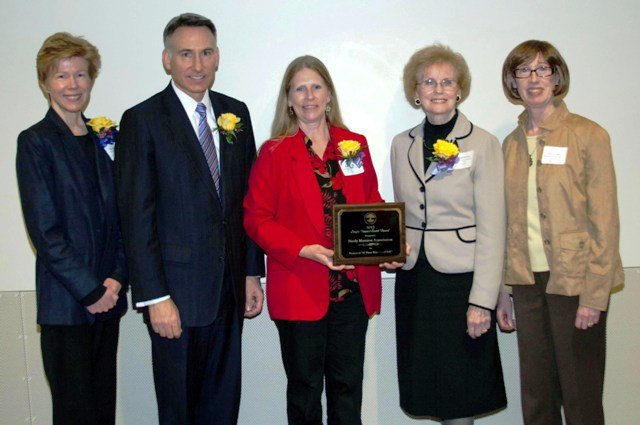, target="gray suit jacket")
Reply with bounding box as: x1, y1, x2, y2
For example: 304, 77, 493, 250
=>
390, 111, 505, 309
